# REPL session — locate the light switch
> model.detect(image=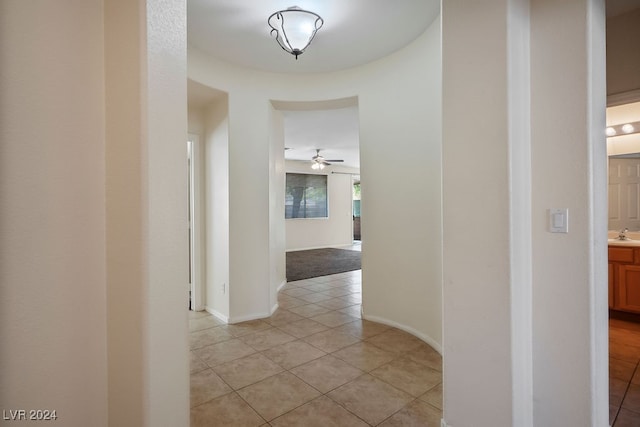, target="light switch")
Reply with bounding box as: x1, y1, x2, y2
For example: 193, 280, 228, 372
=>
549, 208, 569, 233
